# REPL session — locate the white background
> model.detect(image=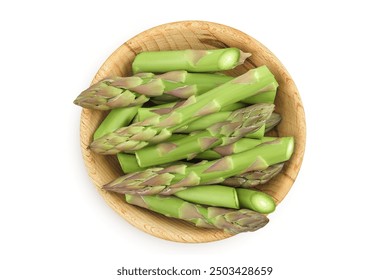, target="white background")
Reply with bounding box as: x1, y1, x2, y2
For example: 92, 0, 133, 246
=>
1, 1, 389, 279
